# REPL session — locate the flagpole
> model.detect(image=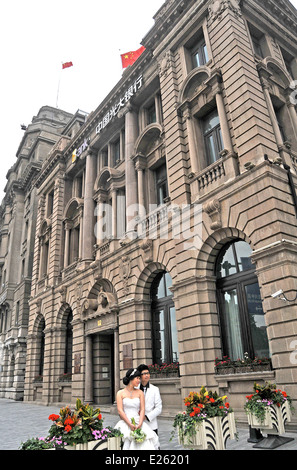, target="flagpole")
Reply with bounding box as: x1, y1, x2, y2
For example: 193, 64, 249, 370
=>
56, 64, 62, 108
